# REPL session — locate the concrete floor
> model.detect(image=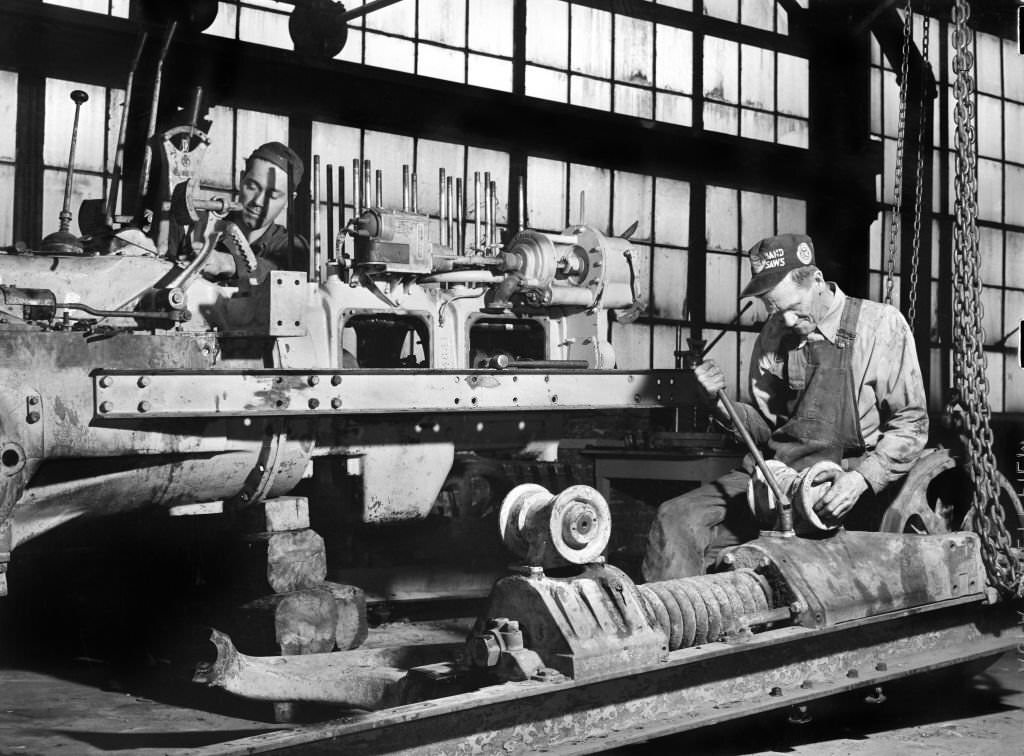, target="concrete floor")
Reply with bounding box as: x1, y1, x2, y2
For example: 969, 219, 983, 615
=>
0, 648, 1019, 754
